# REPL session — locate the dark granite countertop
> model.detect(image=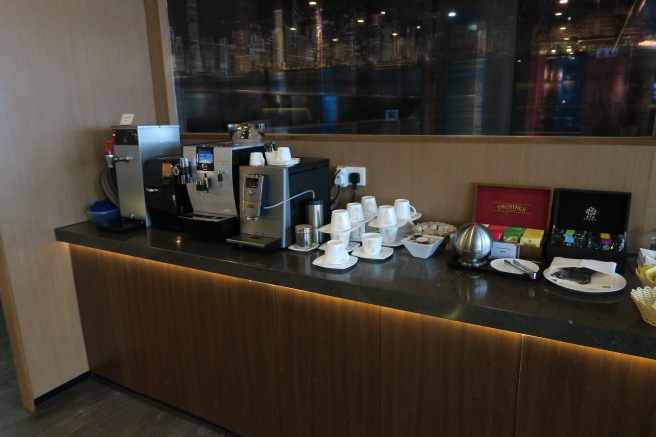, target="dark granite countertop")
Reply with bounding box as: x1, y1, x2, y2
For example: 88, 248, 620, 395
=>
55, 222, 656, 360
